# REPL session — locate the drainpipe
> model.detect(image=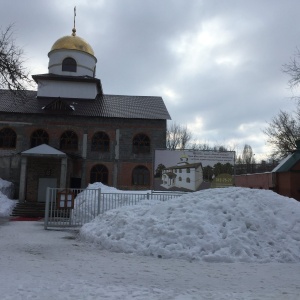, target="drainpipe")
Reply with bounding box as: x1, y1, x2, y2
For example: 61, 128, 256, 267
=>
81, 133, 88, 188
113, 129, 120, 188
60, 157, 67, 188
